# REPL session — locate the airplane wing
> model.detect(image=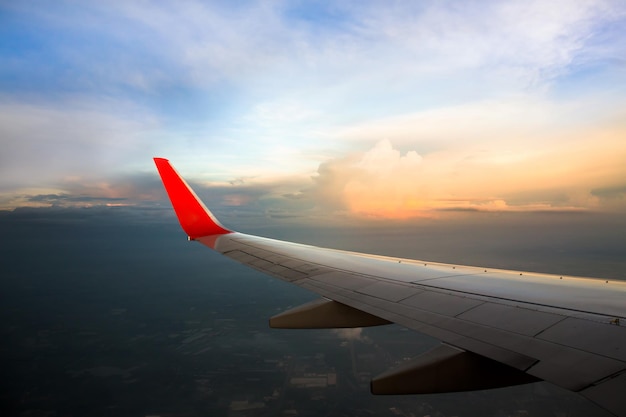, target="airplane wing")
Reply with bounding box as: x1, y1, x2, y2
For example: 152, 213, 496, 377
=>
154, 157, 626, 417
